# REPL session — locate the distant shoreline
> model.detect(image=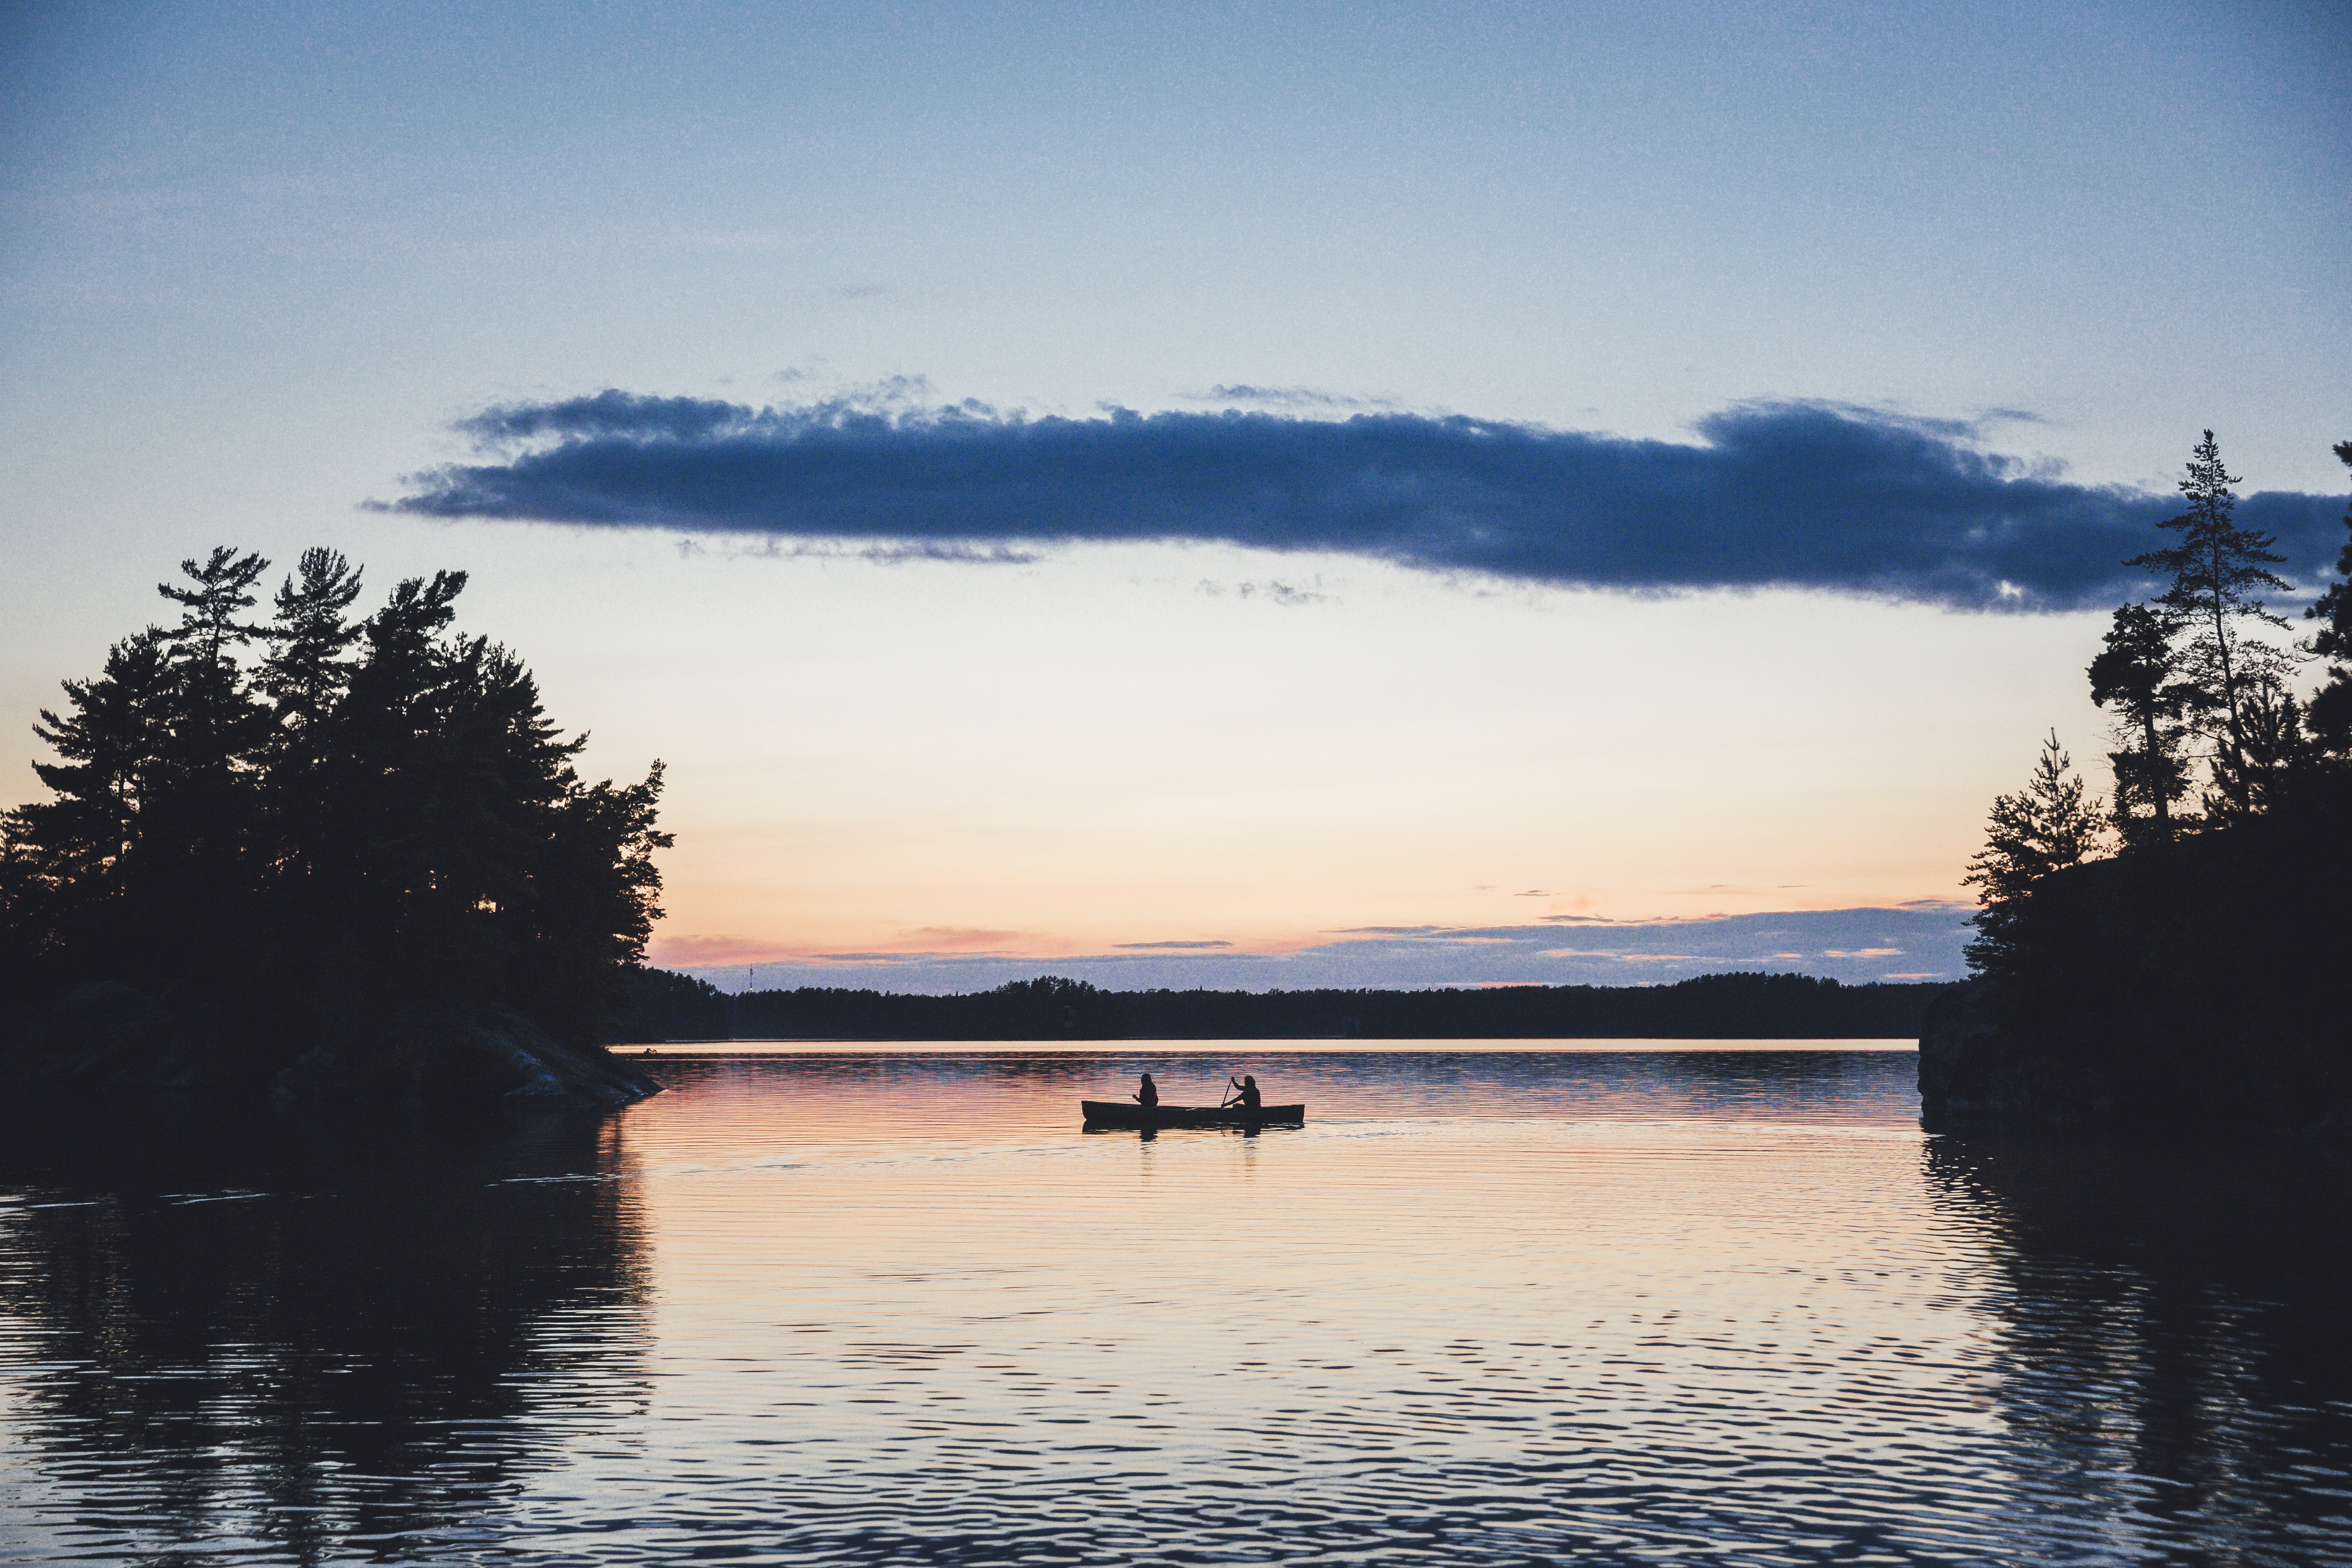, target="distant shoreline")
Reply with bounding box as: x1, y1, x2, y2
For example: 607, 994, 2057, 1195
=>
623, 969, 1953, 1045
